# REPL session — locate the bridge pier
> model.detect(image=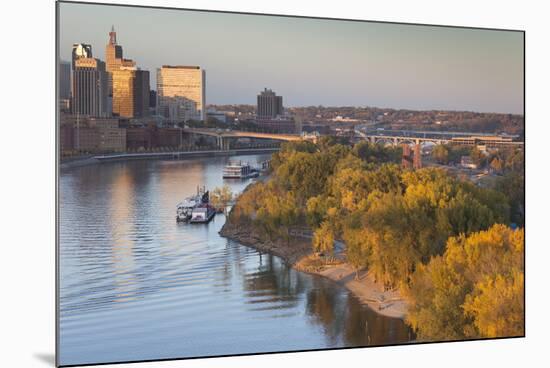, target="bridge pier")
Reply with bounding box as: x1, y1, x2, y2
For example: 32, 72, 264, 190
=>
217, 136, 230, 151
